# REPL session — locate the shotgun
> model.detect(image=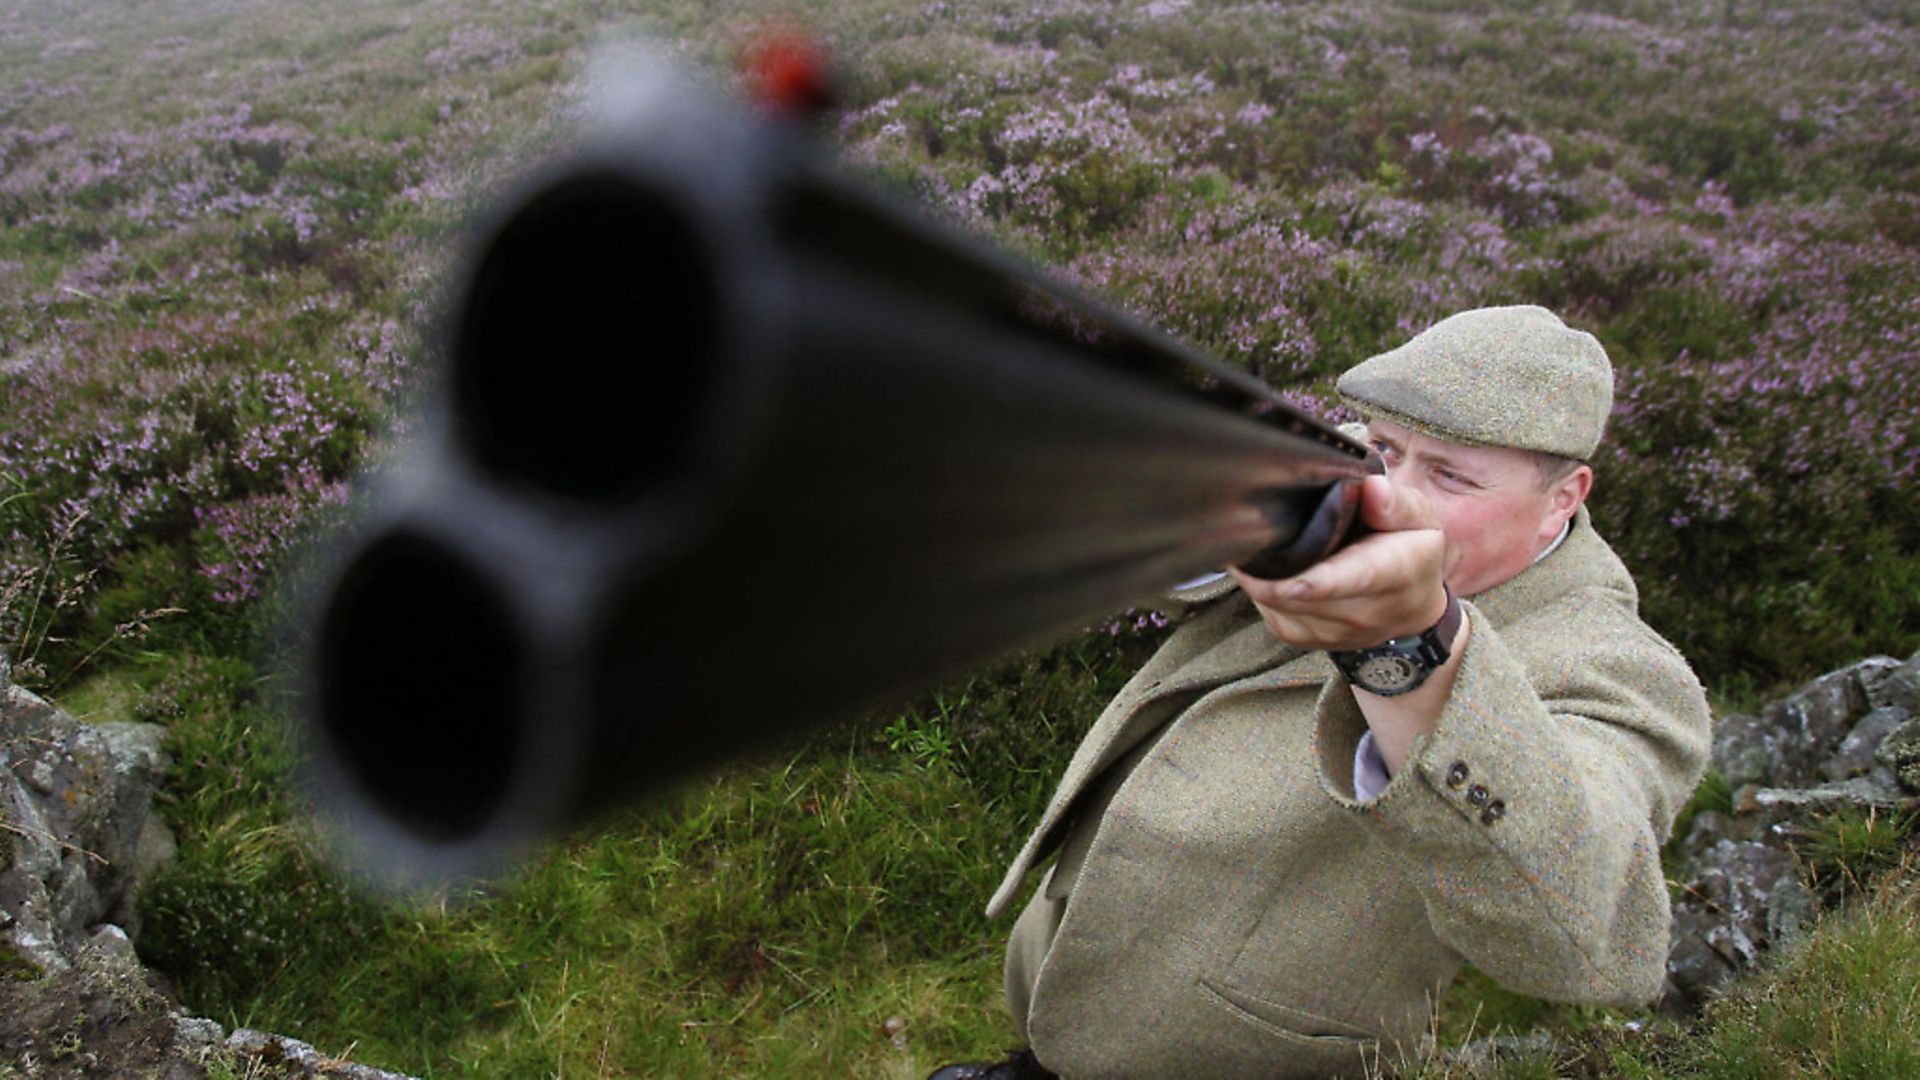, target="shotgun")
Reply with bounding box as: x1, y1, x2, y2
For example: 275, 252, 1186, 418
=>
304, 53, 1374, 885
